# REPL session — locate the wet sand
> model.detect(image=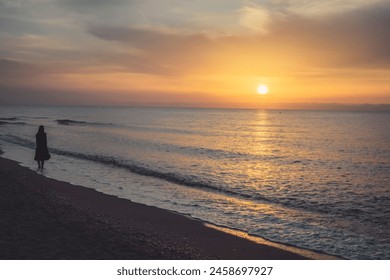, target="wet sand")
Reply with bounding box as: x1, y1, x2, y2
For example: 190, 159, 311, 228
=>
0, 156, 323, 260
